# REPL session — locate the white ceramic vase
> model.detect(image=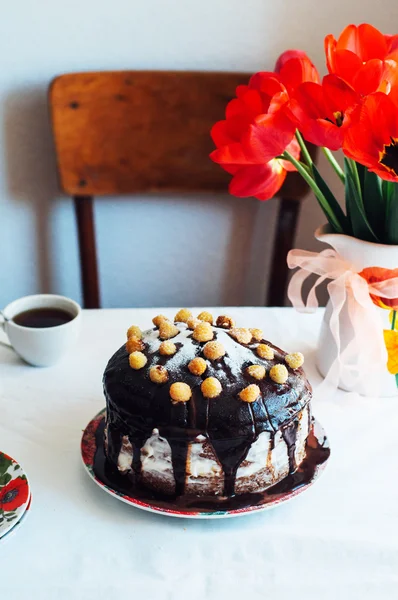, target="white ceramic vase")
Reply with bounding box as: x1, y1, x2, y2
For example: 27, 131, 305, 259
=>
315, 224, 398, 397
